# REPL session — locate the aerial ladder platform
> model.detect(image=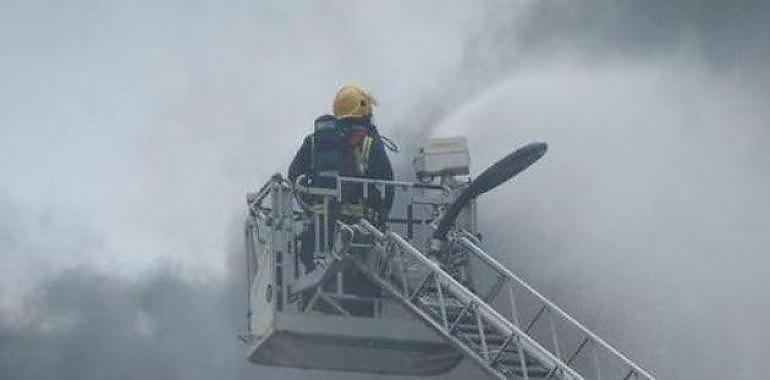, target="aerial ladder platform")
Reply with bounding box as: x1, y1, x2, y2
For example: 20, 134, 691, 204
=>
240, 137, 657, 380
